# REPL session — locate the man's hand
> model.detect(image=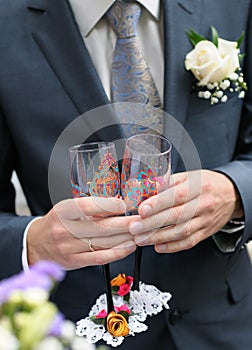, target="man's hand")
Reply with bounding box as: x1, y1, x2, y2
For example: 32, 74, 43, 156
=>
129, 170, 243, 253
27, 197, 136, 269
